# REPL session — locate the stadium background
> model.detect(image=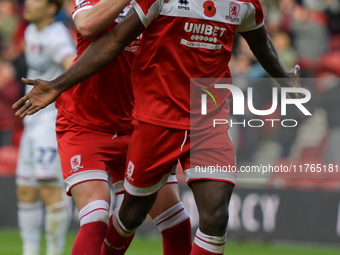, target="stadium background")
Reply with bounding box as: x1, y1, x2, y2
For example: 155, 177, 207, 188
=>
1, 0, 340, 254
